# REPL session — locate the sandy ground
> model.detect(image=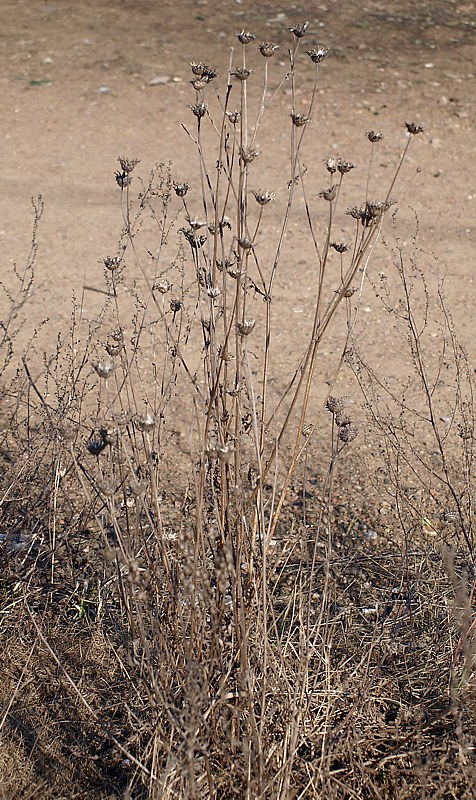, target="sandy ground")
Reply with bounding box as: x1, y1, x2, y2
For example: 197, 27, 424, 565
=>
1, 0, 475, 427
